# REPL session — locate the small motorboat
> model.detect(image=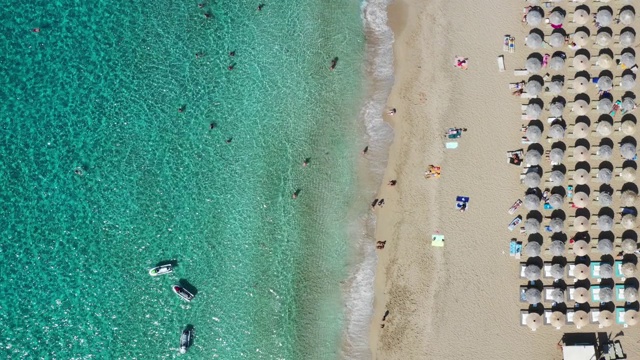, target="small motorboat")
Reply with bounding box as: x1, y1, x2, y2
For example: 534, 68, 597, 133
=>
149, 264, 173, 277
179, 328, 194, 354
172, 285, 195, 302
